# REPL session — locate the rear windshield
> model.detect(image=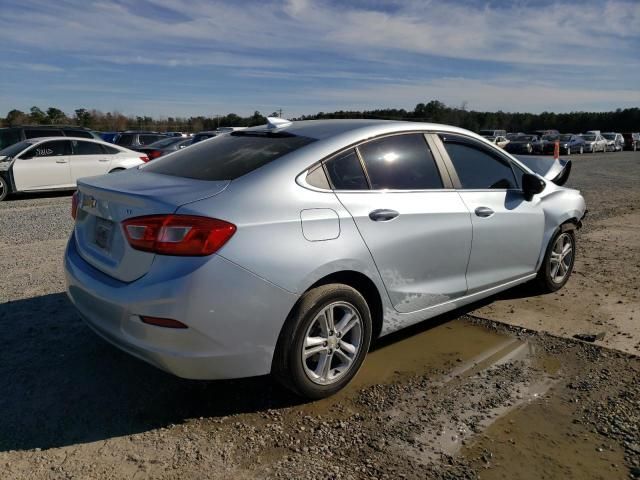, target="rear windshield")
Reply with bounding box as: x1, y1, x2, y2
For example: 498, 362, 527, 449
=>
143, 131, 316, 180
0, 129, 22, 150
